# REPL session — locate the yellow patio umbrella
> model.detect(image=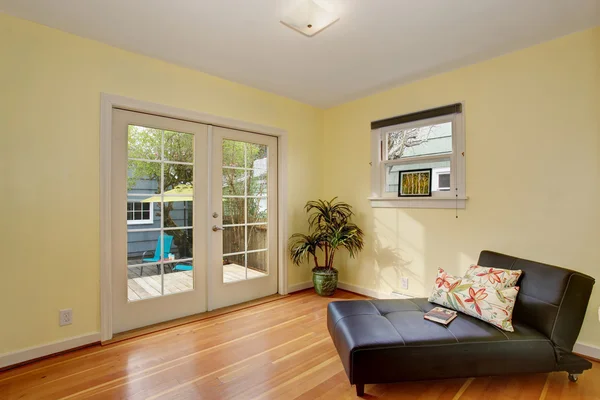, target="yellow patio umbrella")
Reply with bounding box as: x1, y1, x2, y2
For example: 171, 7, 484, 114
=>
141, 184, 193, 261
141, 184, 193, 203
